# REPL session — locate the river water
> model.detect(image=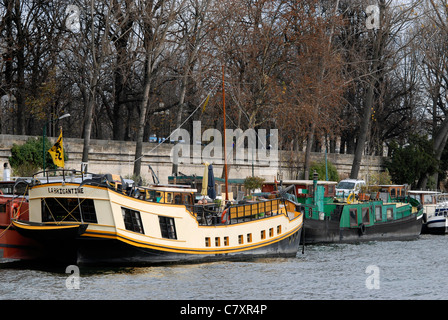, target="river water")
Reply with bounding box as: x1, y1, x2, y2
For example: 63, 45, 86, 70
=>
1, 234, 447, 301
